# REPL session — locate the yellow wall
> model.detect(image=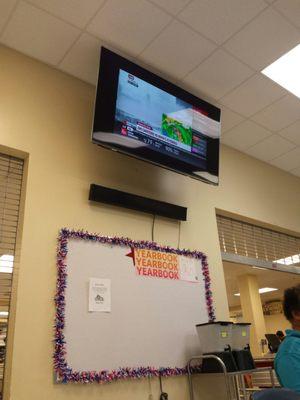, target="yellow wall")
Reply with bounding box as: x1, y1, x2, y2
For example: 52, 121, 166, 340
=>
1, 45, 300, 400
264, 313, 291, 335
